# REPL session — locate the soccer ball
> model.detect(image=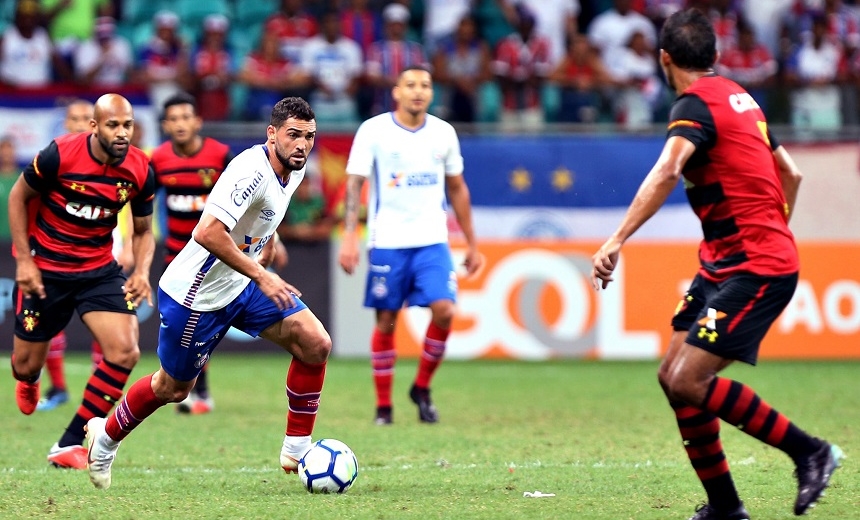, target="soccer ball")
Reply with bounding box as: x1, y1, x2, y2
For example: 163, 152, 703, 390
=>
298, 438, 359, 494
